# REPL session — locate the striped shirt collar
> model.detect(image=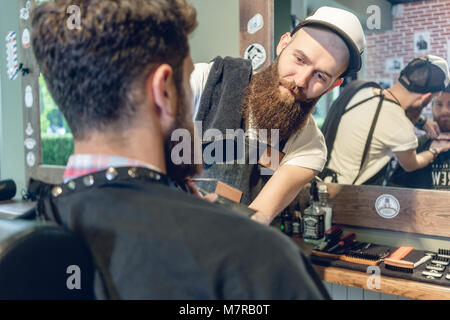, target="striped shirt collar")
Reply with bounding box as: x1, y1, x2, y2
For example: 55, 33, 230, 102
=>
63, 154, 163, 183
